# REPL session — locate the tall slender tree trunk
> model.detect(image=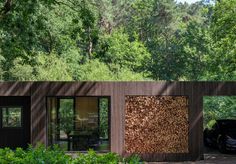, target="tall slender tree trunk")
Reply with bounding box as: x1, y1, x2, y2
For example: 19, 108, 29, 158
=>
87, 27, 93, 59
